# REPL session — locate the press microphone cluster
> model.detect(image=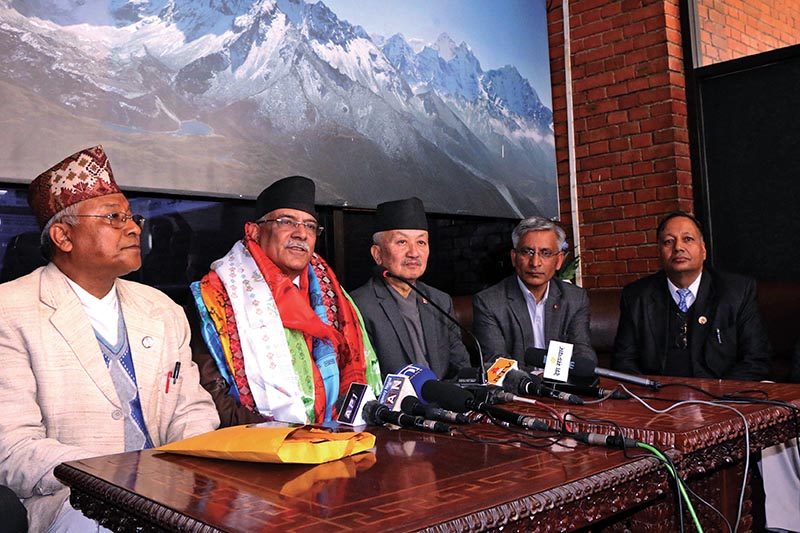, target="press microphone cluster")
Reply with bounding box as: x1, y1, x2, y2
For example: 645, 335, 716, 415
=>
375, 266, 488, 385
420, 380, 550, 431
362, 400, 452, 434
502, 369, 584, 405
